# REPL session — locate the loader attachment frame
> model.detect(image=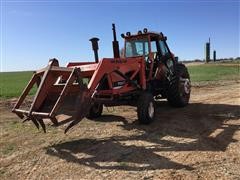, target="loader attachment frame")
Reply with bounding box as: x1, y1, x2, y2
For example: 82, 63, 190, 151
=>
12, 59, 90, 133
